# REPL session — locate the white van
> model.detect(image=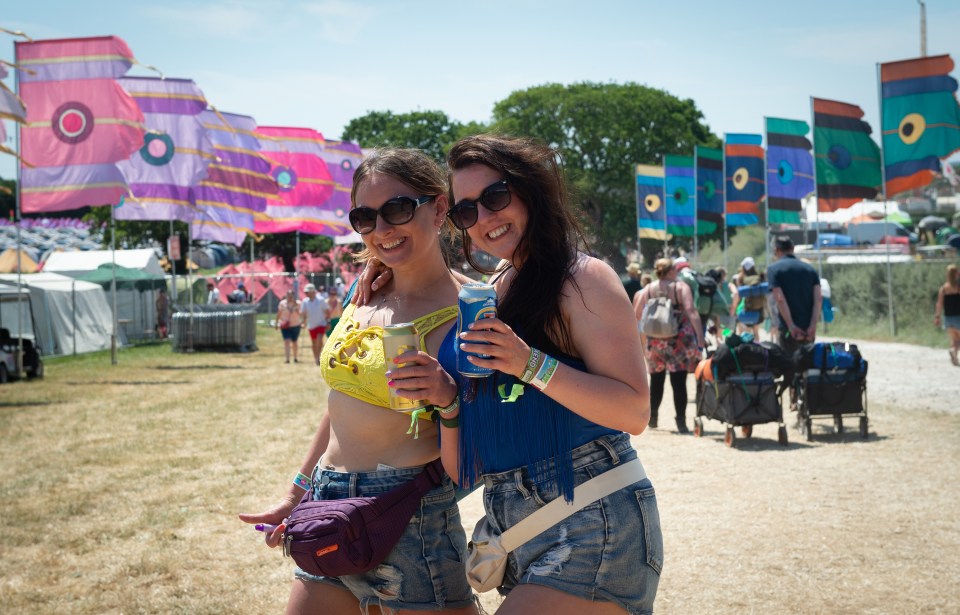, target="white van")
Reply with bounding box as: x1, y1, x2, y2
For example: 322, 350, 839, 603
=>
846, 221, 918, 246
